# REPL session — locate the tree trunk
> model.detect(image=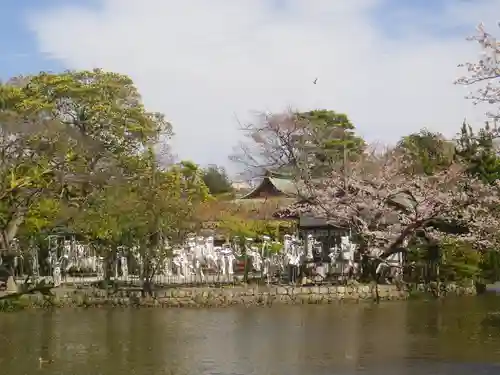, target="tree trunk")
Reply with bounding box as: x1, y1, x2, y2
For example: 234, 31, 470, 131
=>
436, 261, 441, 298
243, 252, 250, 283
370, 262, 380, 303
141, 255, 155, 297
0, 214, 25, 290
0, 212, 25, 251
104, 249, 115, 282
